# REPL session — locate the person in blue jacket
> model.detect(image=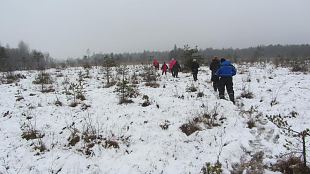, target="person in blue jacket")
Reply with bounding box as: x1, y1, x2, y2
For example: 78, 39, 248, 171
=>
216, 58, 237, 104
